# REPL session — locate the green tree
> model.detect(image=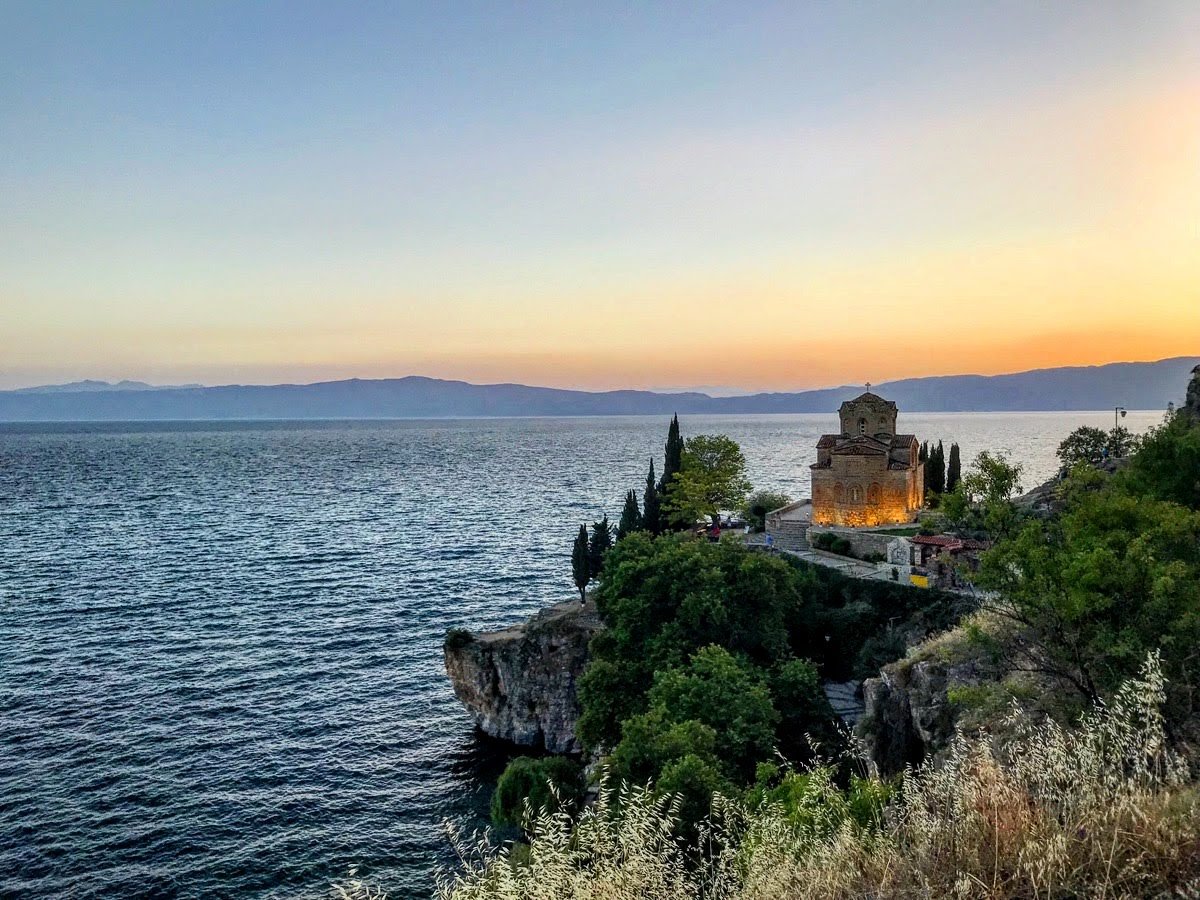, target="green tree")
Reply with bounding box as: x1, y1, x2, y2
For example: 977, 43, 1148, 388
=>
1057, 425, 1108, 468
960, 450, 1024, 538
770, 658, 838, 762
978, 486, 1200, 715
571, 524, 590, 603
612, 646, 779, 783
927, 441, 946, 495
946, 443, 962, 492
962, 450, 1023, 505
661, 414, 684, 492
1120, 412, 1200, 510
663, 434, 751, 528
616, 489, 643, 540
643, 459, 663, 536
743, 489, 792, 532
578, 534, 800, 748
588, 516, 612, 580
490, 756, 583, 827
937, 485, 971, 533
1106, 425, 1140, 458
